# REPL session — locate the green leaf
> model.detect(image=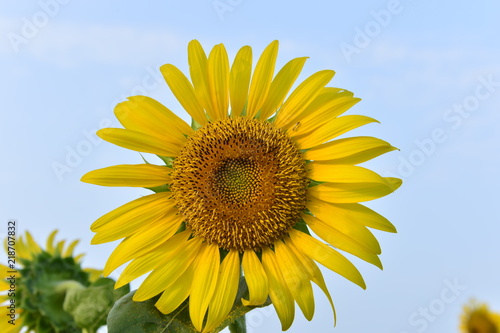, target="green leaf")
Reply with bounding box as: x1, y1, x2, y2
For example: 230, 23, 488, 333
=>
108, 291, 192, 333
108, 278, 270, 333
